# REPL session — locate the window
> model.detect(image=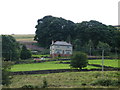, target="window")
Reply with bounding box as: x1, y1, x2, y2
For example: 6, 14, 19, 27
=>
66, 51, 70, 54
57, 51, 60, 54
67, 46, 69, 48
57, 46, 60, 48
55, 49, 61, 54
